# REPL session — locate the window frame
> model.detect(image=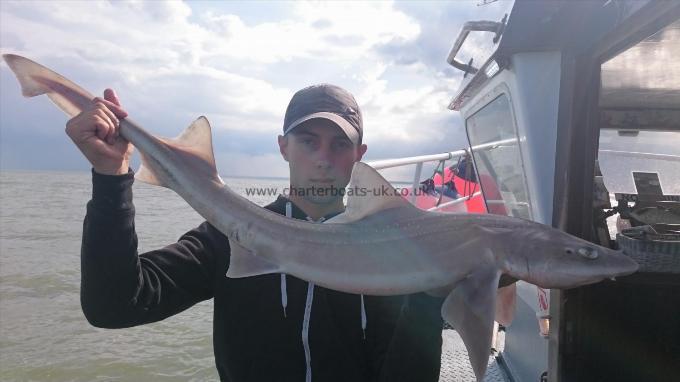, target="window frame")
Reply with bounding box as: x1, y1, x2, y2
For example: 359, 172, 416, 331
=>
464, 84, 534, 220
